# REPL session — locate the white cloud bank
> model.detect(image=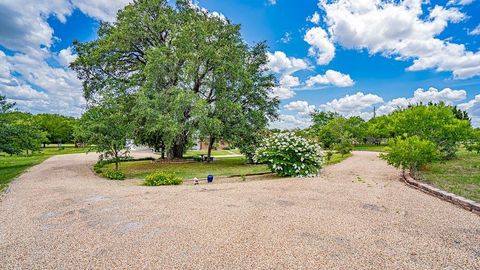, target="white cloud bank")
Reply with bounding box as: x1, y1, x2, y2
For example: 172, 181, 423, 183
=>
306, 70, 354, 88
0, 0, 135, 116
306, 0, 480, 79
